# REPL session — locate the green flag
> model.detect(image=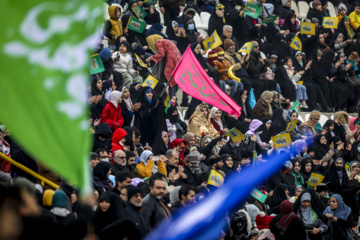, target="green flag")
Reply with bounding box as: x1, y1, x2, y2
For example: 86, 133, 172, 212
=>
244, 4, 261, 19
290, 99, 301, 116
127, 16, 146, 33
143, 0, 158, 5
134, 5, 147, 20
89, 54, 105, 74
250, 188, 268, 203
0, 0, 103, 193
262, 15, 277, 24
